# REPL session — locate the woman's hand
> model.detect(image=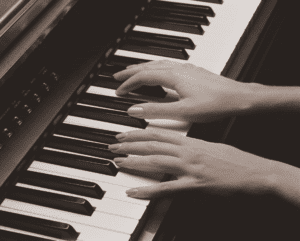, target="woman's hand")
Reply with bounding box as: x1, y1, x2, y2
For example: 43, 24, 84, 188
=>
114, 60, 257, 122
109, 129, 279, 199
